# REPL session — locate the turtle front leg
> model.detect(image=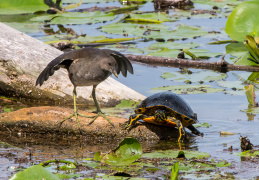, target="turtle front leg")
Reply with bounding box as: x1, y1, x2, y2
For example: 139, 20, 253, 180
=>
168, 117, 186, 142
187, 125, 203, 136
123, 114, 144, 130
